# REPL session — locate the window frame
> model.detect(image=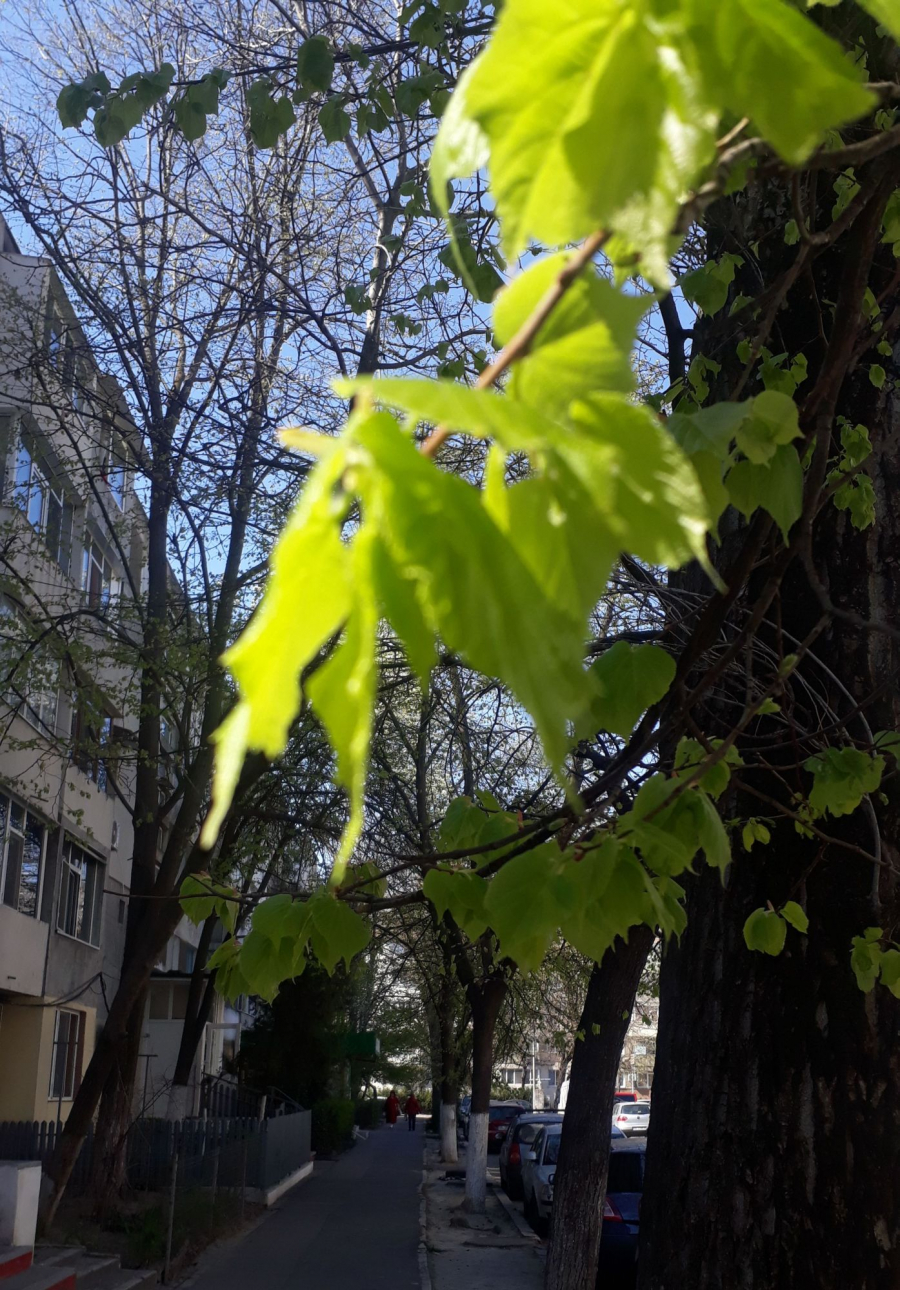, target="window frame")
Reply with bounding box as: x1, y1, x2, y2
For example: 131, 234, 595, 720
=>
0, 792, 47, 919
57, 836, 104, 946
12, 436, 74, 575
49, 1008, 85, 1101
